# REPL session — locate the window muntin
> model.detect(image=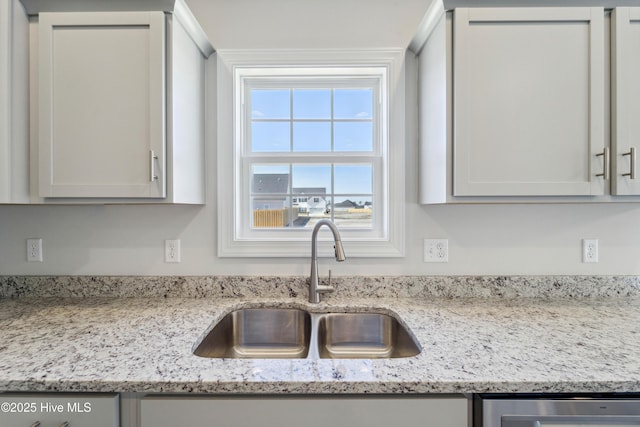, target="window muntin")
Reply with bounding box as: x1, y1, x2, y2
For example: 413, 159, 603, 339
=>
242, 73, 382, 234
248, 86, 375, 154
249, 162, 374, 230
